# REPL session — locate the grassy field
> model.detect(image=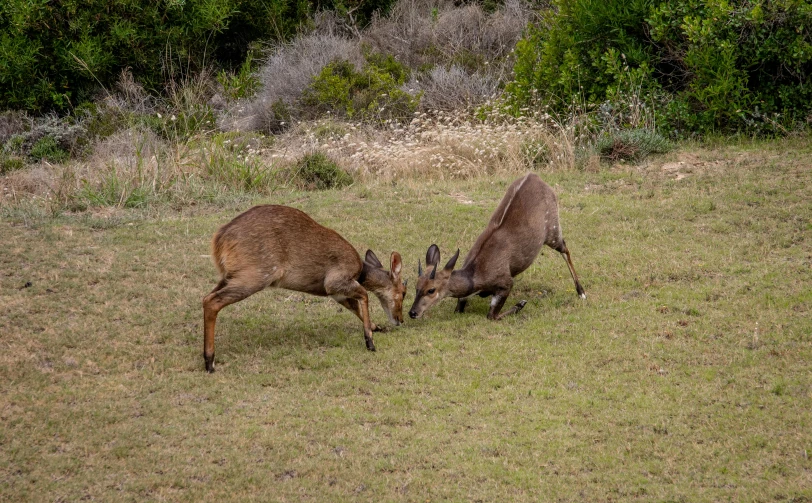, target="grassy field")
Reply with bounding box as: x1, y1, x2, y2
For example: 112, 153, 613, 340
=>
1, 139, 811, 501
